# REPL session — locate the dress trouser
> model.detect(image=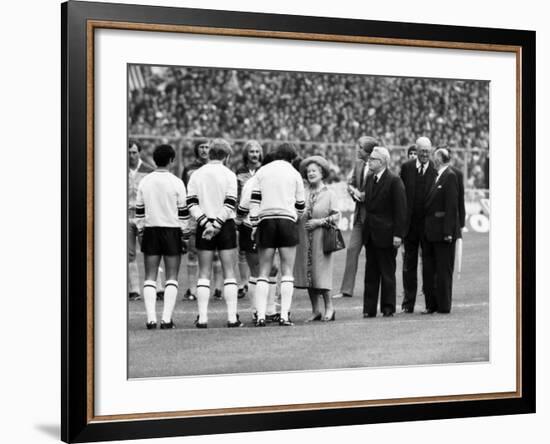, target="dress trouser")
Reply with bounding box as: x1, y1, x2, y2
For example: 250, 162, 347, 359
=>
422, 239, 455, 313
402, 220, 429, 310
363, 243, 397, 316
339, 221, 363, 295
